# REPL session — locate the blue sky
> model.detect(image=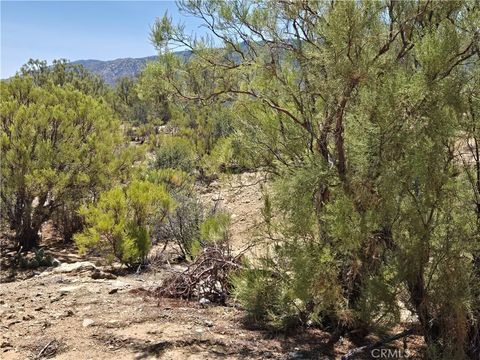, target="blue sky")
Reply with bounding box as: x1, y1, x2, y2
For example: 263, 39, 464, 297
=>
1, 1, 206, 77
